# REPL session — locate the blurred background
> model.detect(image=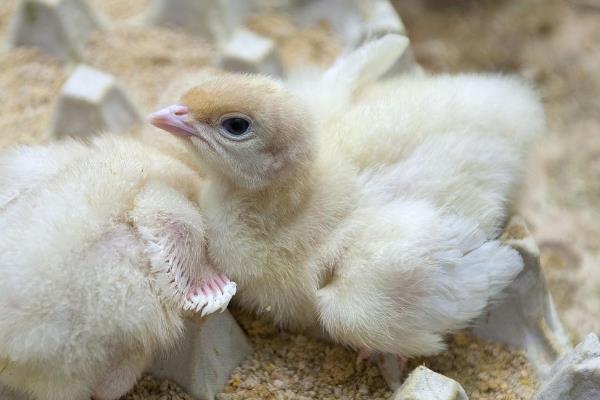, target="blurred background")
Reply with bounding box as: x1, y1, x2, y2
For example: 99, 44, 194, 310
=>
0, 0, 597, 398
